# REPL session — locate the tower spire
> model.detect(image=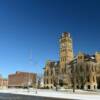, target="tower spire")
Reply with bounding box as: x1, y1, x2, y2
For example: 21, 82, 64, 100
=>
59, 32, 74, 72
